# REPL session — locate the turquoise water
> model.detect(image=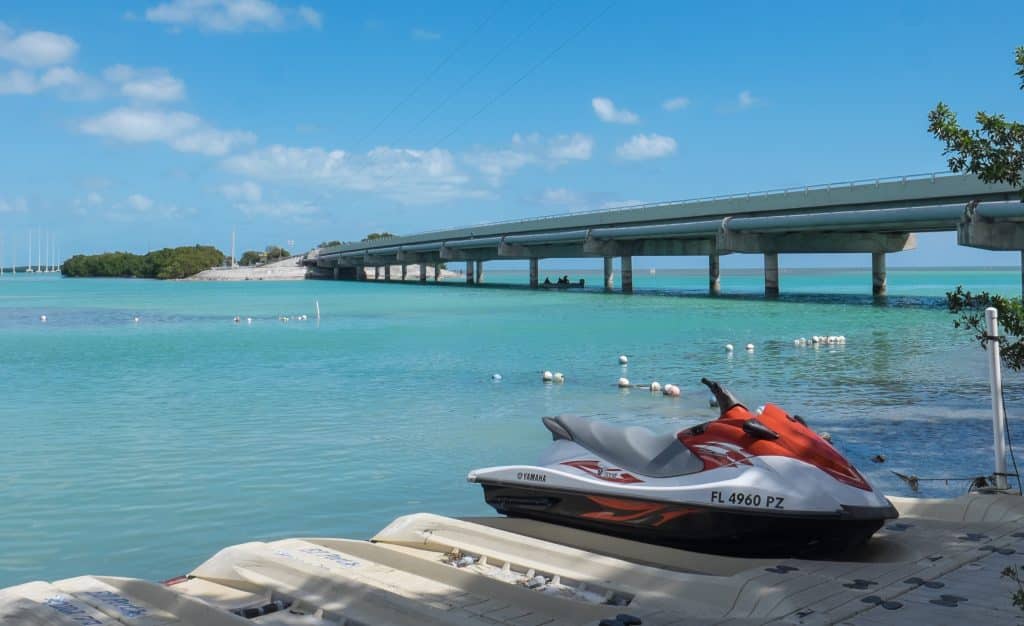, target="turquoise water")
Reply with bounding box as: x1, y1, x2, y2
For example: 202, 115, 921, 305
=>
1, 268, 1022, 587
